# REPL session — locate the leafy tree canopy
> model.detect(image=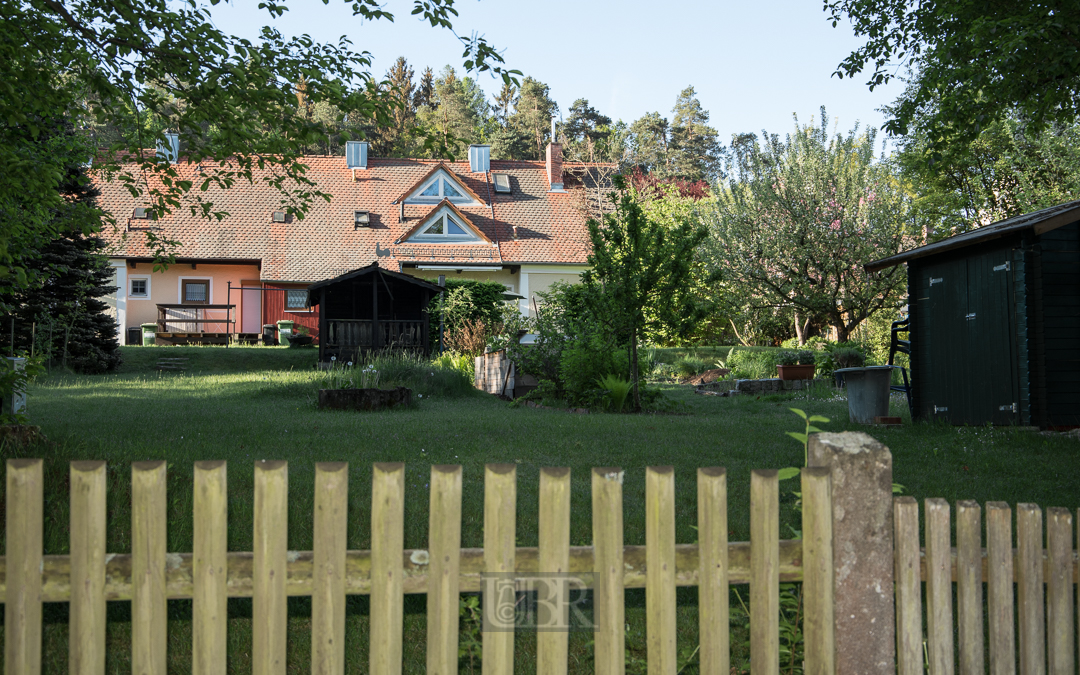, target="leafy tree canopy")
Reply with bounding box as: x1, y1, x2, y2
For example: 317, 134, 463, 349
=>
827, 0, 1080, 147
704, 108, 914, 341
